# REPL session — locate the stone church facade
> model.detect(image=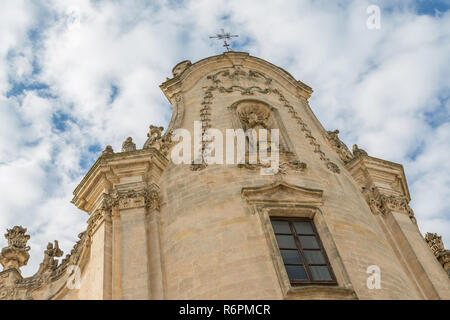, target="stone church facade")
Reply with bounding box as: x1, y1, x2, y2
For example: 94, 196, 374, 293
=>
0, 52, 449, 300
